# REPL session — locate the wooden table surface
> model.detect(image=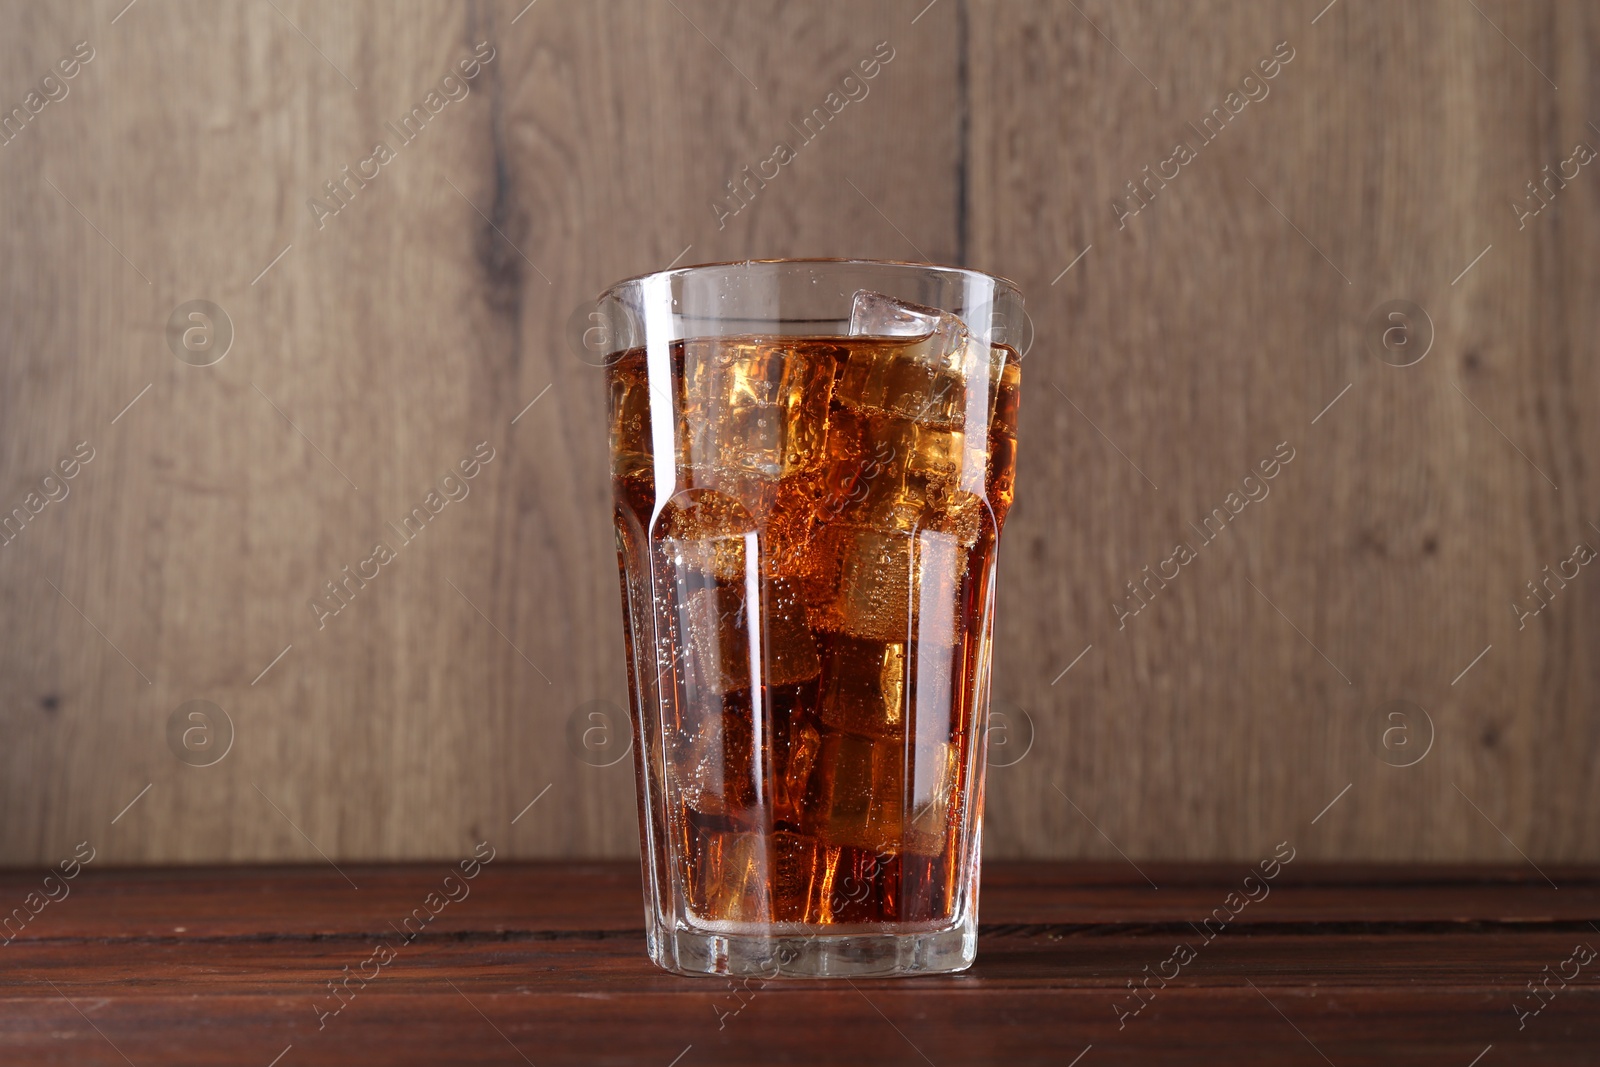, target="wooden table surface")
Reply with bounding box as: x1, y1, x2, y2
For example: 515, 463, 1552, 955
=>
2, 862, 1597, 1065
